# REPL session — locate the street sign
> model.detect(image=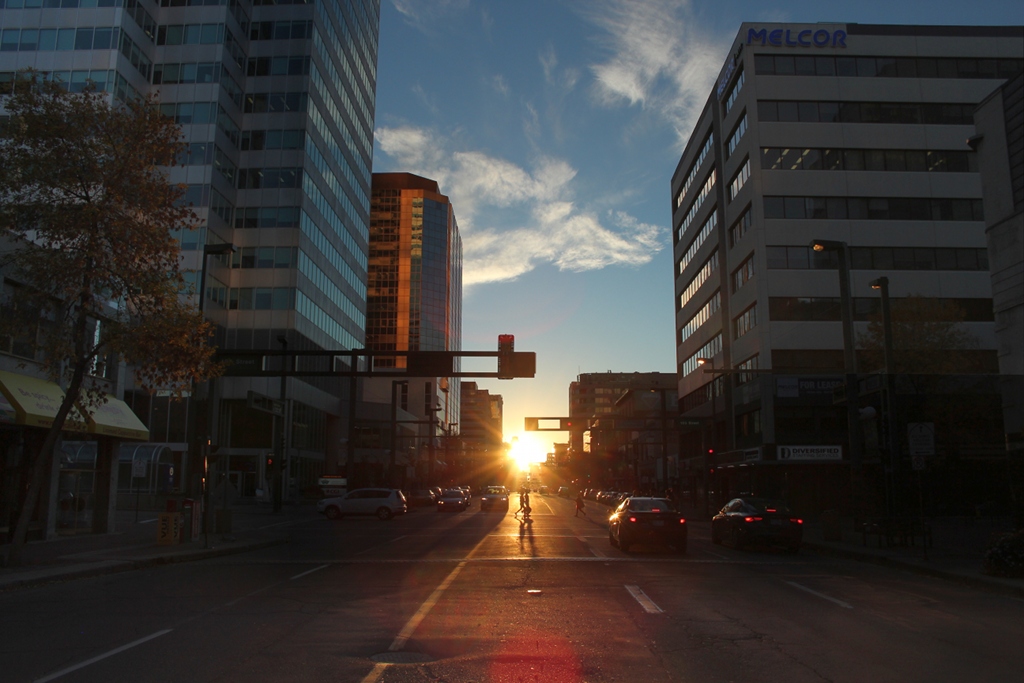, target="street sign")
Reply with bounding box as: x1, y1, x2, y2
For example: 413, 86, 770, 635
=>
907, 423, 935, 456
677, 418, 702, 428
132, 458, 147, 479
